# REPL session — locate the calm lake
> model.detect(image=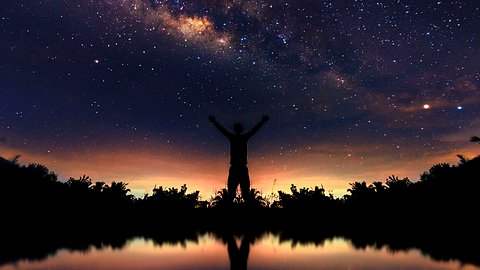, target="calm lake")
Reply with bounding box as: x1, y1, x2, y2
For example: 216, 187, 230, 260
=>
1, 233, 478, 270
